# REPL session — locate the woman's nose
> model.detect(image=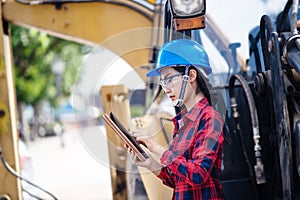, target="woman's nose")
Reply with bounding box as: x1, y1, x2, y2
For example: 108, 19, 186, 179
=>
162, 86, 171, 93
